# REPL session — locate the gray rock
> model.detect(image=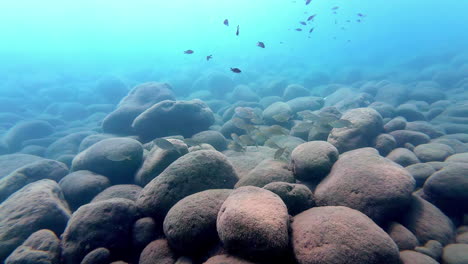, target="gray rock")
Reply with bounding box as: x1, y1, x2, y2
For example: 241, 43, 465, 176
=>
132, 217, 159, 251
0, 154, 43, 179
399, 250, 439, 264
5, 229, 61, 264
192, 131, 228, 151
91, 184, 142, 203
386, 222, 419, 250
386, 148, 420, 167
390, 130, 430, 147
263, 182, 314, 215
414, 143, 455, 162
139, 239, 177, 264
442, 244, 468, 264
3, 120, 54, 152
45, 131, 95, 159
235, 159, 295, 188
405, 163, 436, 188
80, 247, 111, 264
